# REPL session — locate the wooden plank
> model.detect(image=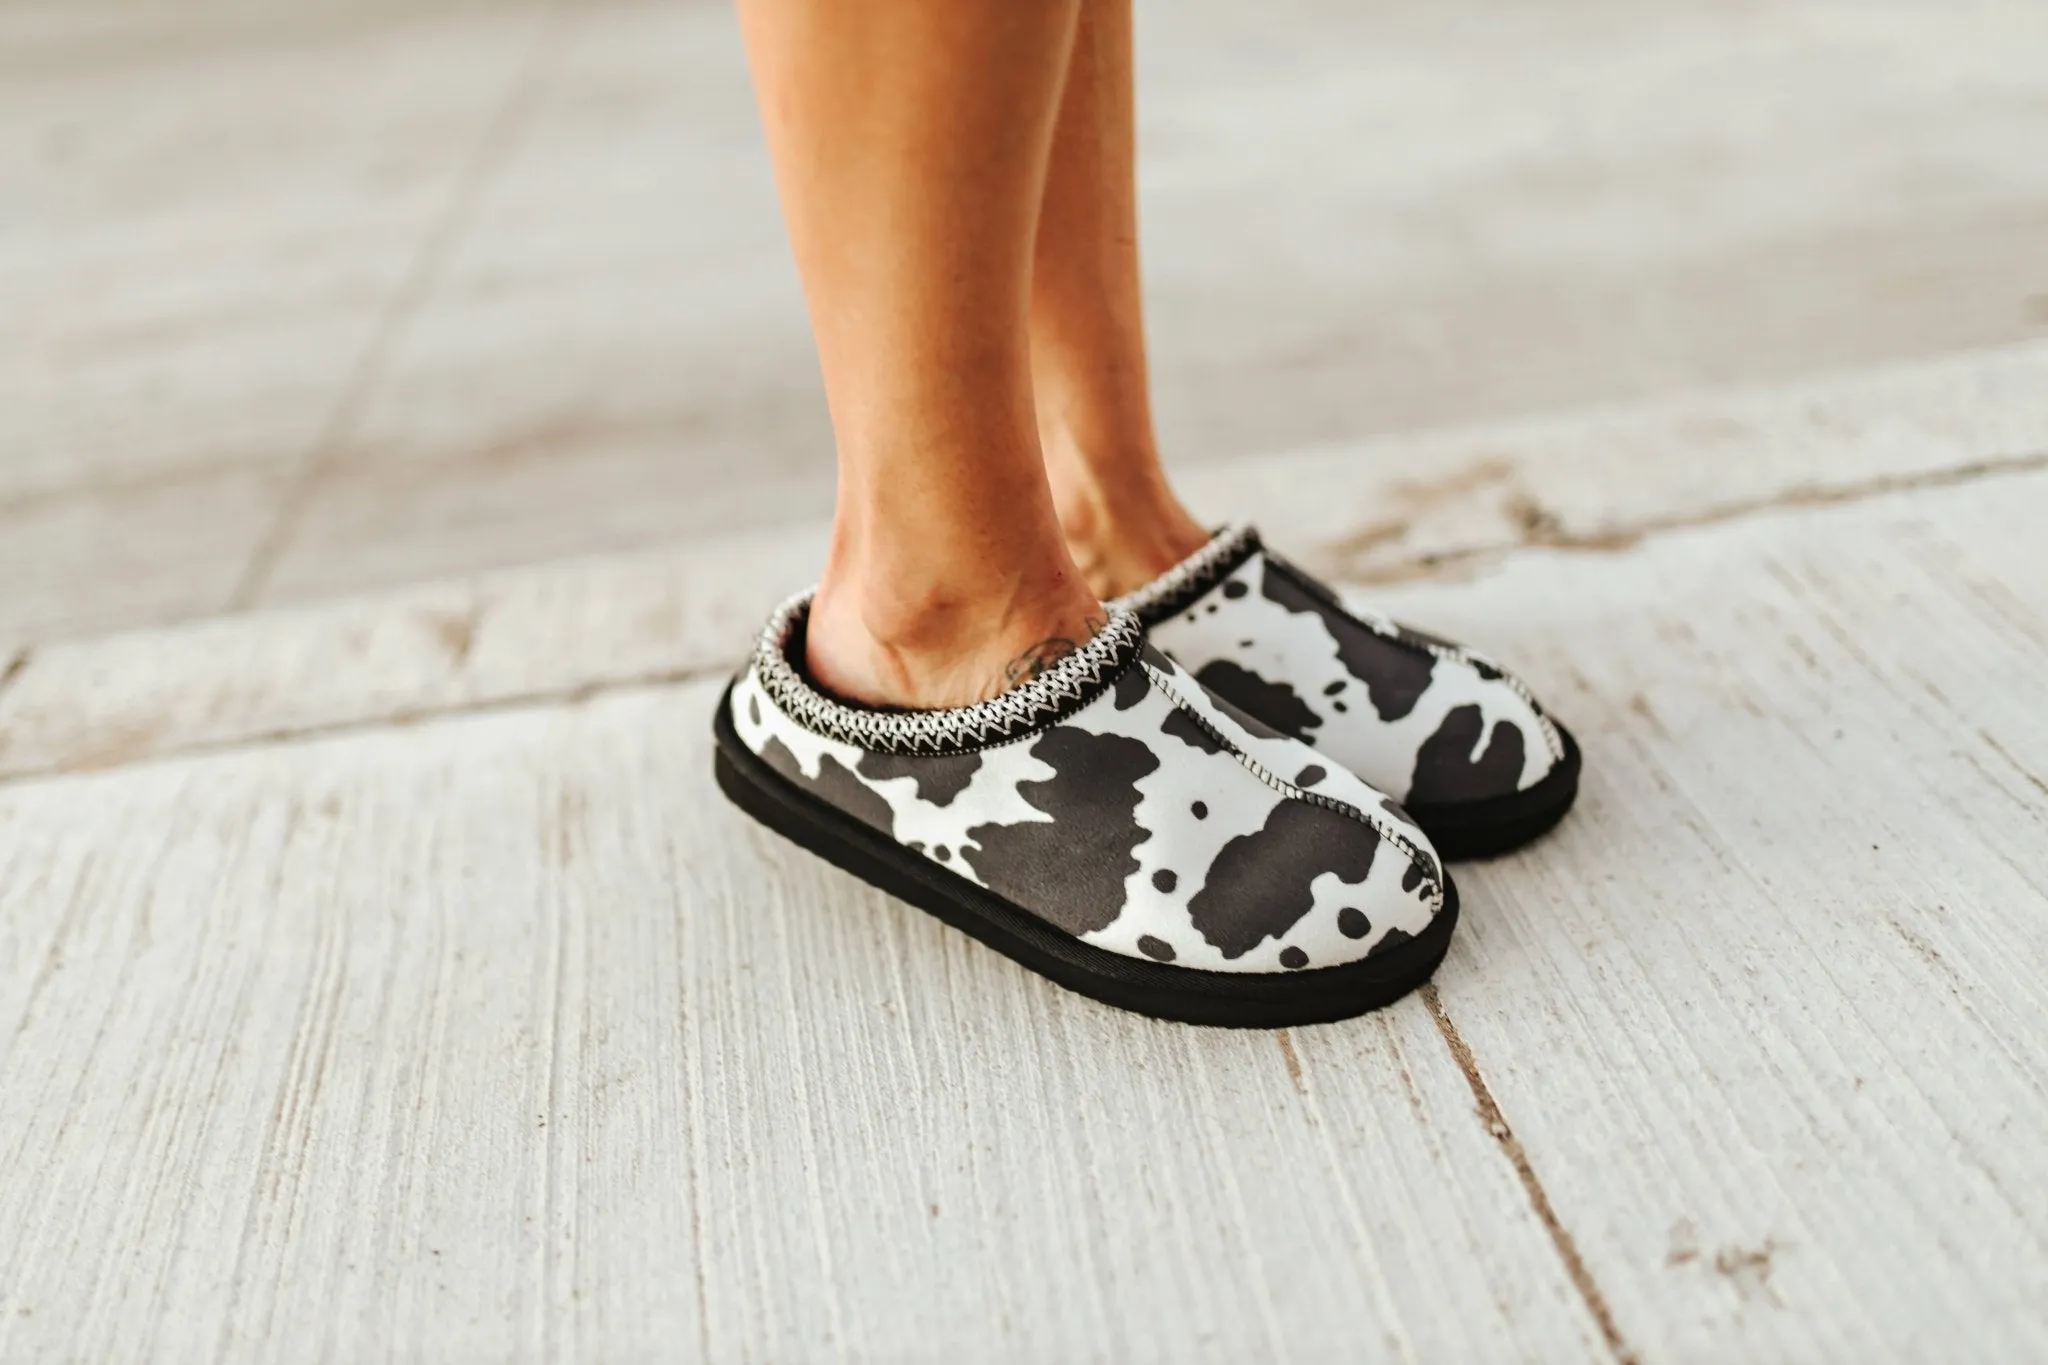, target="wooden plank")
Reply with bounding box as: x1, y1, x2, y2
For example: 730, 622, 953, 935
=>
1178, 340, 2048, 584
1353, 471, 2048, 1359
0, 521, 822, 781
0, 681, 1604, 1362
6, 443, 2044, 1359
7, 342, 2045, 779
